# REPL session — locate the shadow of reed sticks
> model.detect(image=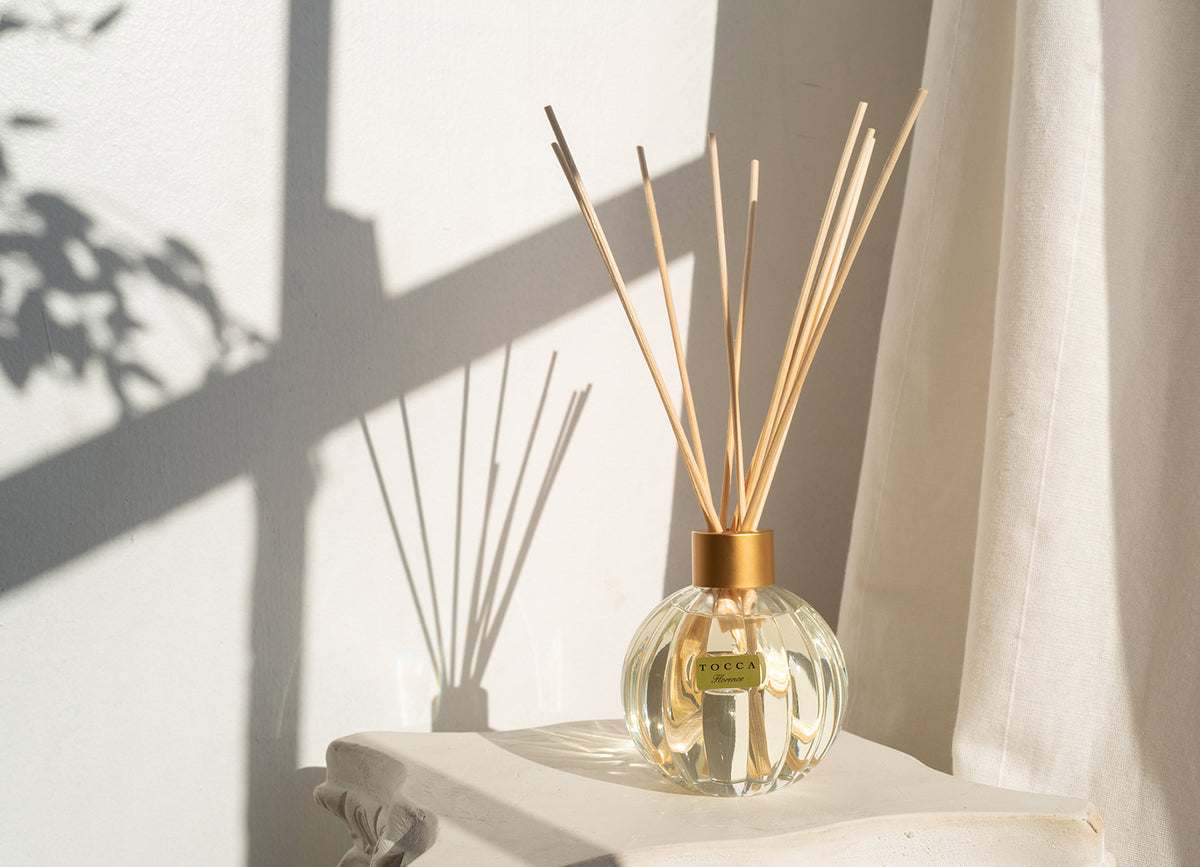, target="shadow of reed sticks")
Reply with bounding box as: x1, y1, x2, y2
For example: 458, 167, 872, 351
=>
359, 346, 587, 730
460, 344, 511, 685
472, 384, 591, 682
463, 351, 557, 677
359, 416, 441, 682
398, 393, 449, 686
